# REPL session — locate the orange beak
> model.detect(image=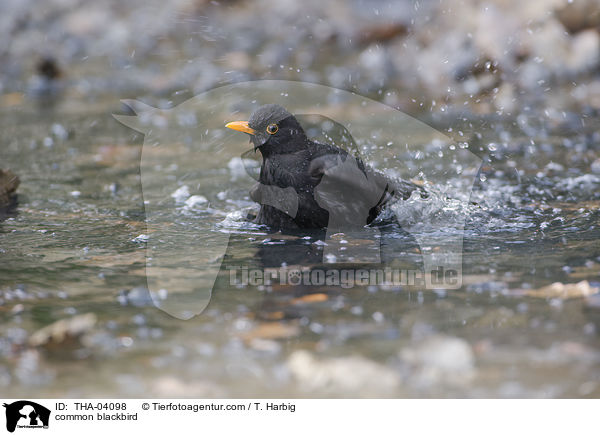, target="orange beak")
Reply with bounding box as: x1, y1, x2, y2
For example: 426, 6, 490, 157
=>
225, 121, 256, 135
